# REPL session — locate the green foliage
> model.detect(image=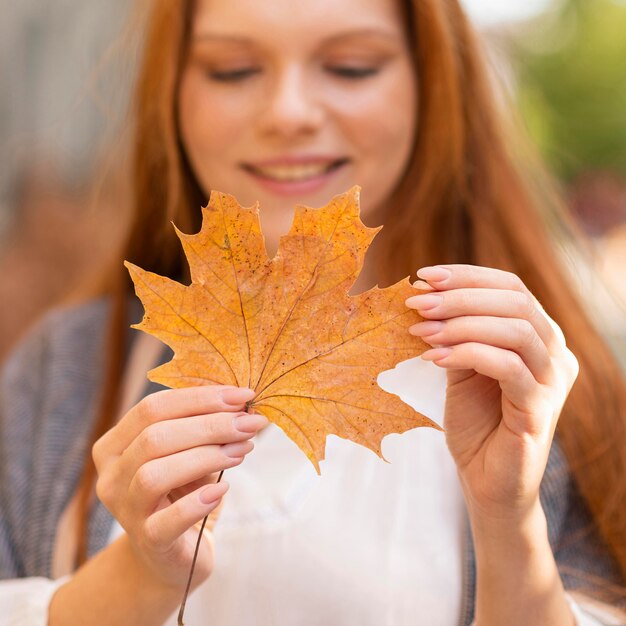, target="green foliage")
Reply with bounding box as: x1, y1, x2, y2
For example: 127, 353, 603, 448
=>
513, 0, 626, 180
